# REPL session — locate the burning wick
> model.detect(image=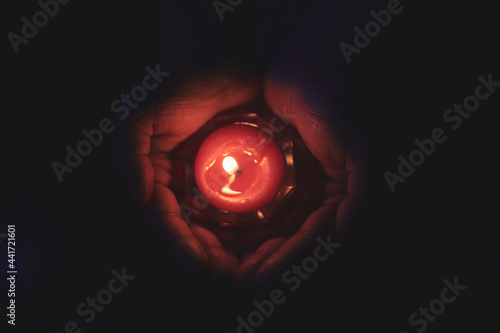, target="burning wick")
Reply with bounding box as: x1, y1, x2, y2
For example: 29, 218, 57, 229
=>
223, 156, 241, 175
